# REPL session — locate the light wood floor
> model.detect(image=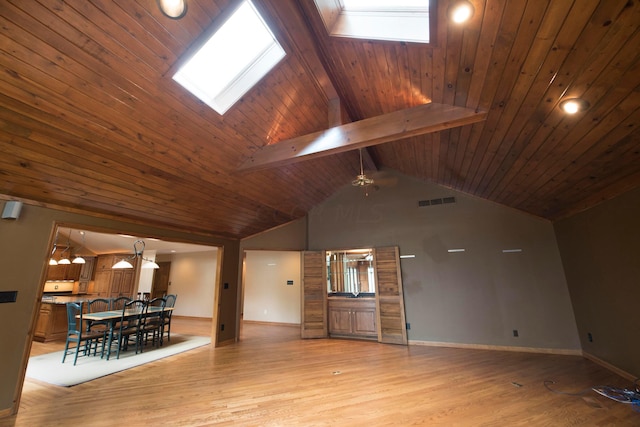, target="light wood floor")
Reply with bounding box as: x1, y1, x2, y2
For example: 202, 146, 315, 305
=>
3, 318, 638, 426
